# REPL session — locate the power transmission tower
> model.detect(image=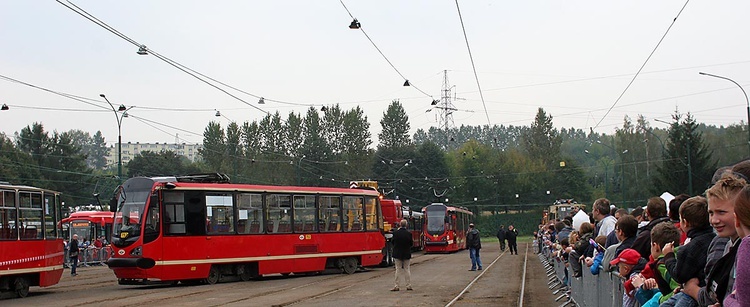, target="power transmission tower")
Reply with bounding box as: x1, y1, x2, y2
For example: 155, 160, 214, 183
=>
436, 70, 459, 149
